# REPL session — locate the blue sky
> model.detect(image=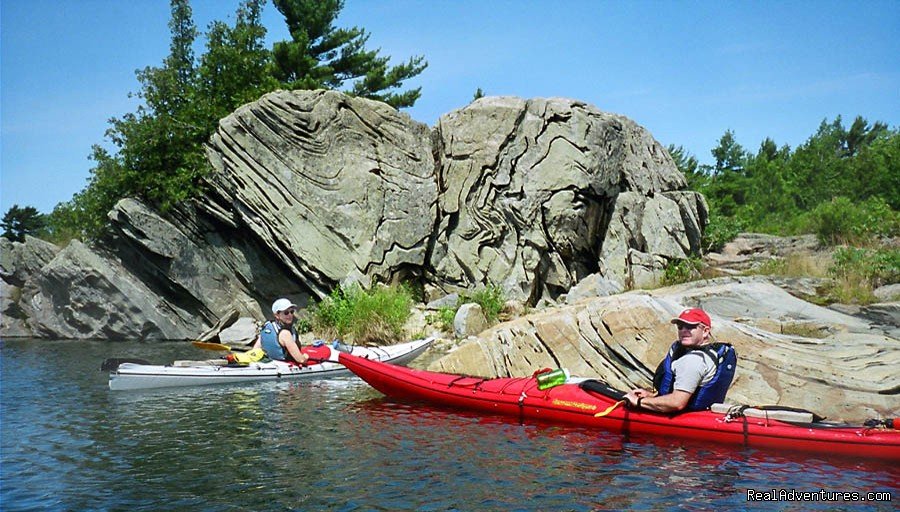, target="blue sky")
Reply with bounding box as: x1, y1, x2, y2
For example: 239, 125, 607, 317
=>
2, 0, 898, 214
